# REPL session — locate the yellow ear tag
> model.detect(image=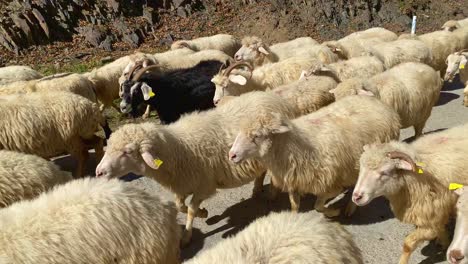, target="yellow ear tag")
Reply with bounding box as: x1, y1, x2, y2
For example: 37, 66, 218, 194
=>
153, 159, 163, 168
415, 162, 425, 174
149, 90, 156, 98
449, 183, 464, 190
460, 63, 465, 70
